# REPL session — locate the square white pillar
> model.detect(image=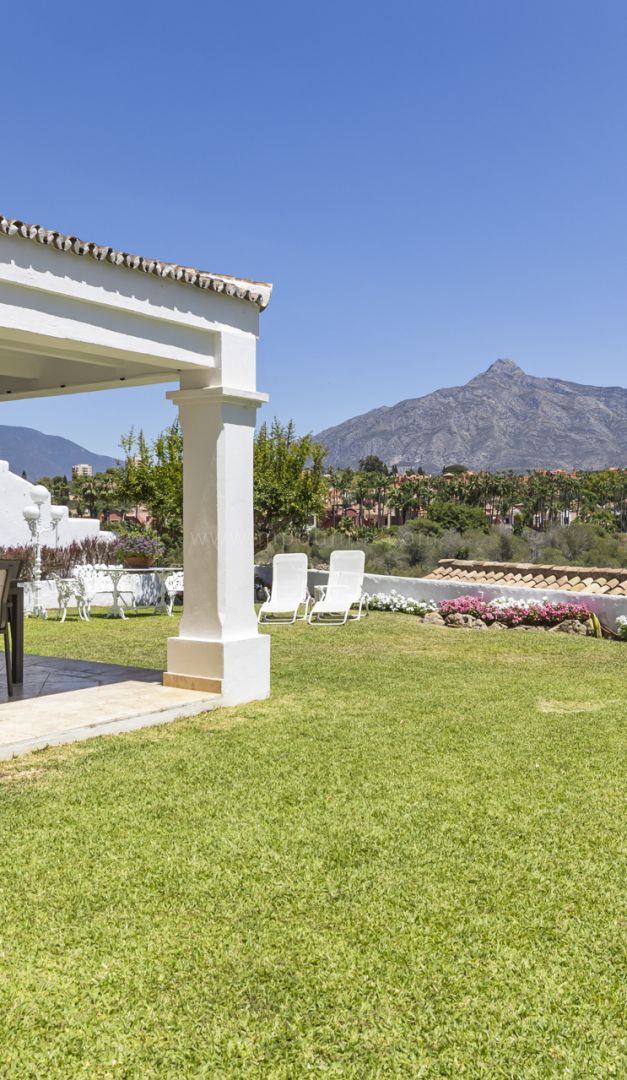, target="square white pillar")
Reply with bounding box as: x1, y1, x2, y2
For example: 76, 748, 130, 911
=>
164, 382, 270, 705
